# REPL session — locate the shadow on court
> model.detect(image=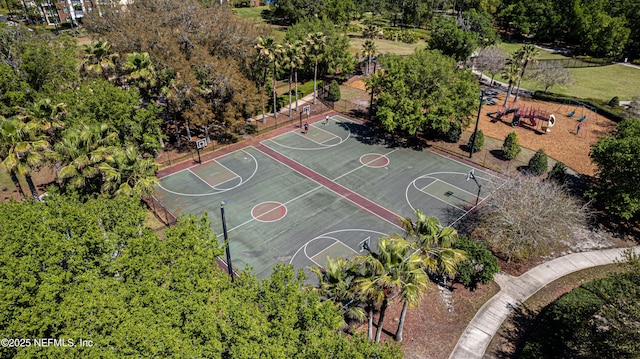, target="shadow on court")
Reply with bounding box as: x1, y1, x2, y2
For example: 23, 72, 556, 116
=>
337, 121, 428, 151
